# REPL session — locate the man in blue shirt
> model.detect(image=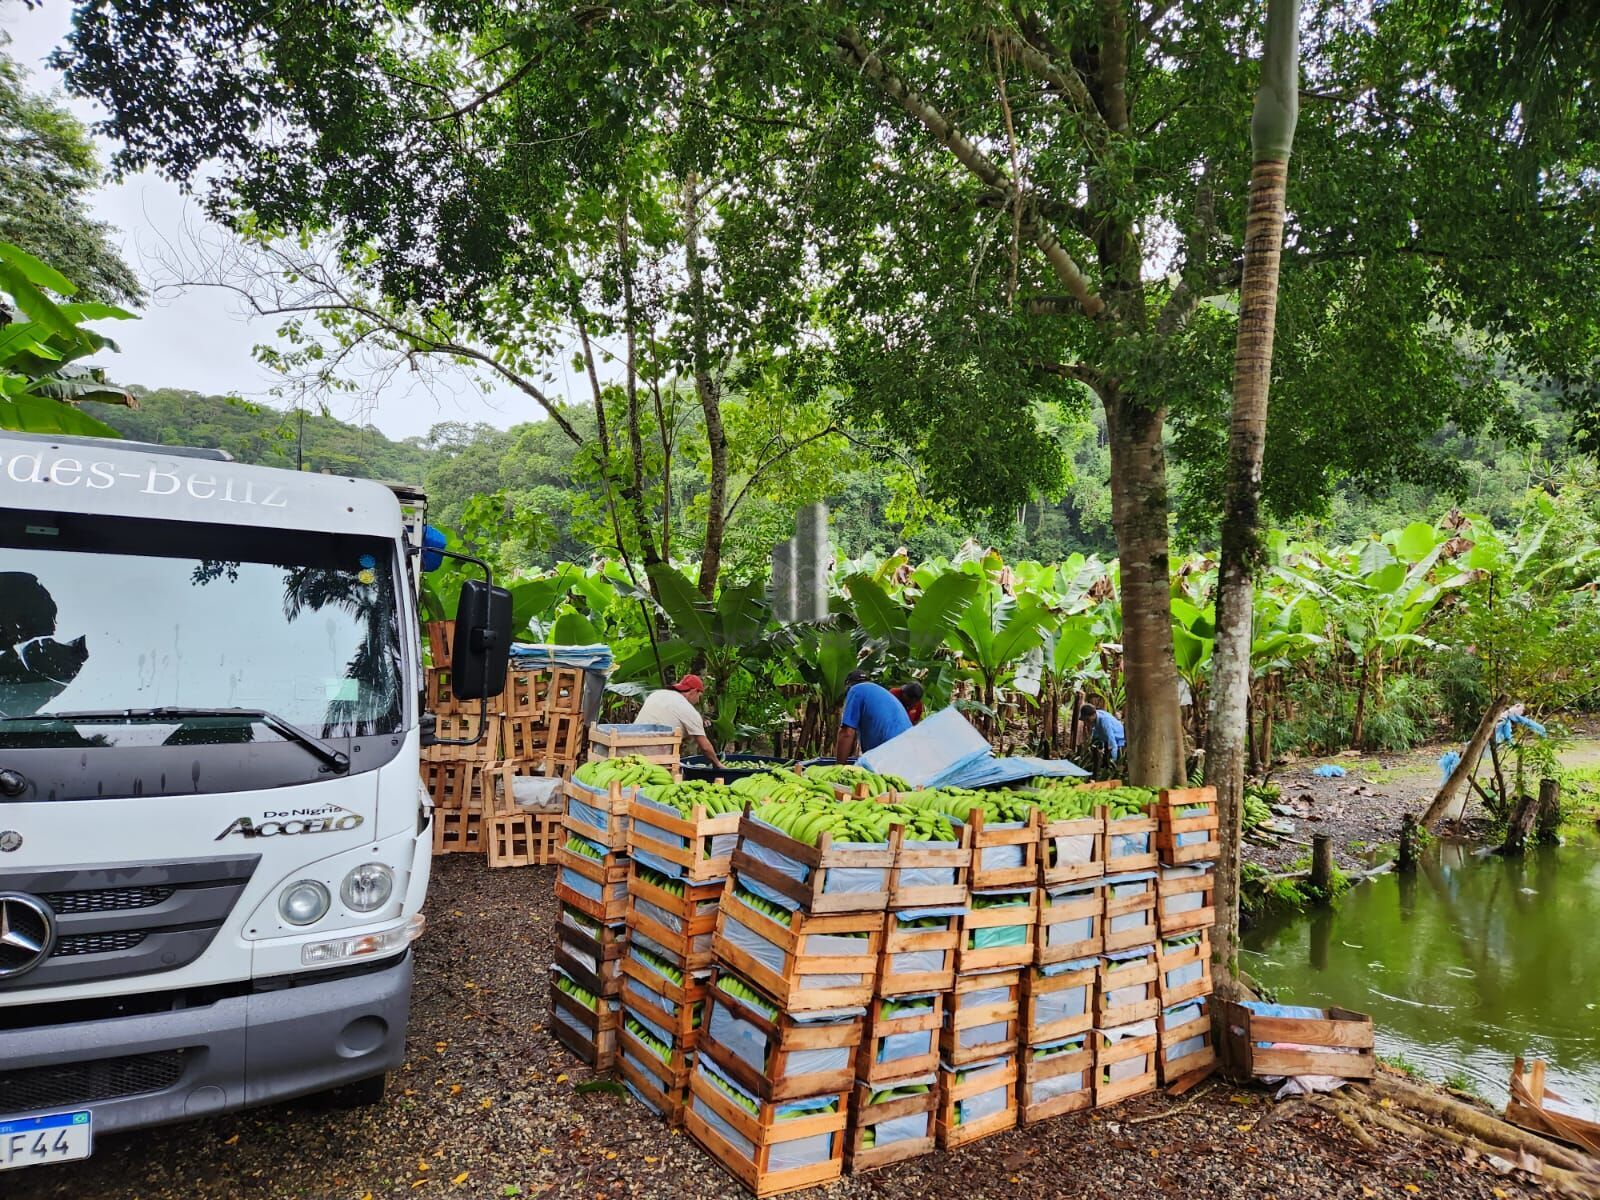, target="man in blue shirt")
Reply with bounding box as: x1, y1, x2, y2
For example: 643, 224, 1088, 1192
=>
835, 673, 913, 760
1079, 703, 1126, 767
